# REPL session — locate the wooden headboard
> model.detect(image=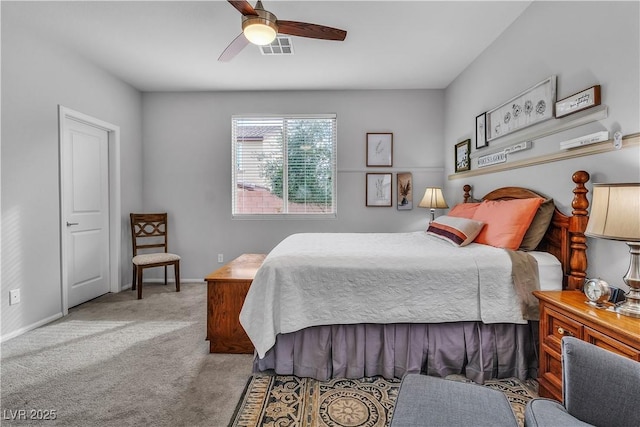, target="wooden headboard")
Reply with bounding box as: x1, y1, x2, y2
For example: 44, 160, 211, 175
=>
462, 170, 590, 290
